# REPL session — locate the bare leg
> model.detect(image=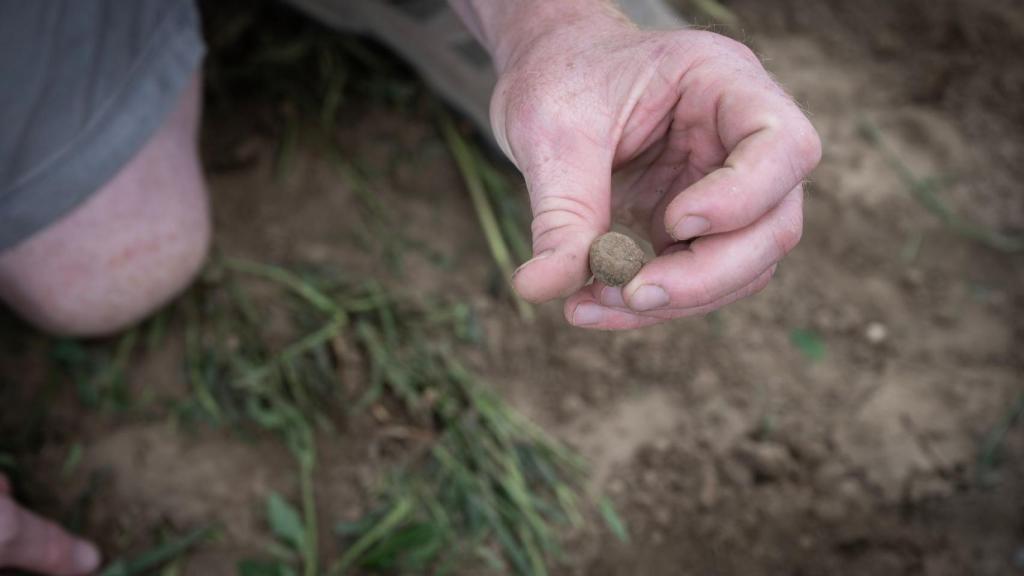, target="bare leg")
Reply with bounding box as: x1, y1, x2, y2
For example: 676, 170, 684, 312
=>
0, 72, 210, 337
